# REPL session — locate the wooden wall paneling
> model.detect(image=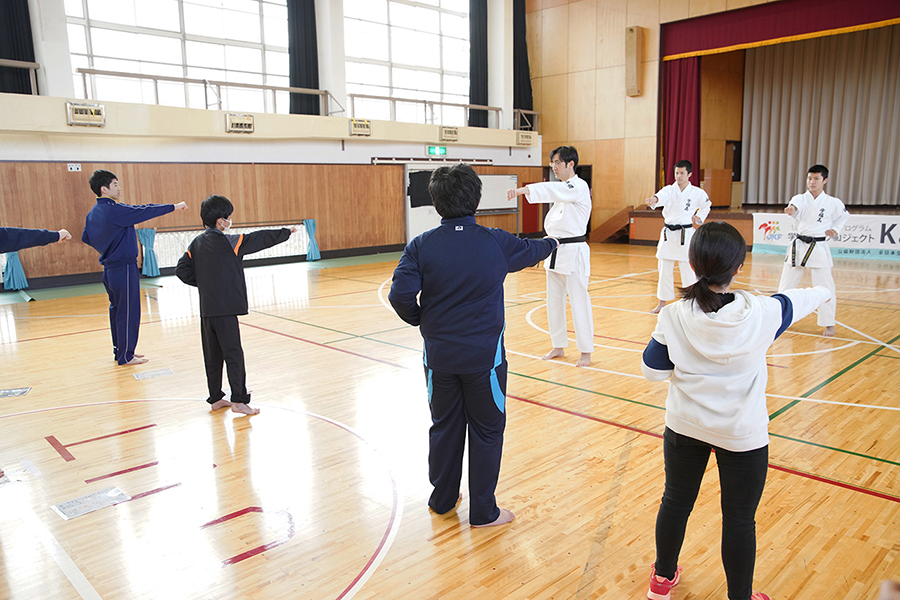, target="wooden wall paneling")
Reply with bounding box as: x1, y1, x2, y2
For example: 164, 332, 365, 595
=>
700, 50, 745, 174
1, 162, 408, 281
